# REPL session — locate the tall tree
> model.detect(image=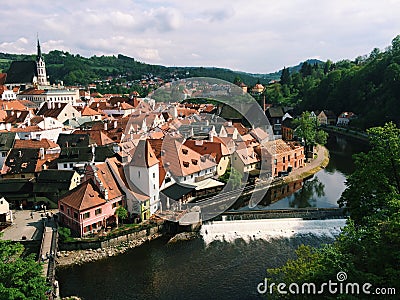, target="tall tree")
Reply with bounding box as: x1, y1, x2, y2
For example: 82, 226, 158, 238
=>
339, 122, 400, 226
293, 112, 328, 159
280, 67, 291, 85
